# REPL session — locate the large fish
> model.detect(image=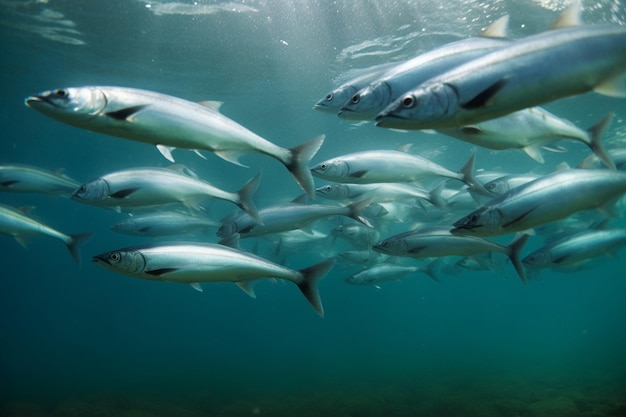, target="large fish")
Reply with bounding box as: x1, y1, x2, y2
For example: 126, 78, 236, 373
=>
452, 169, 626, 237
438, 109, 615, 168
0, 204, 92, 265
338, 16, 510, 120
24, 86, 324, 197
523, 227, 626, 271
311, 149, 489, 196
72, 166, 262, 223
376, 22, 626, 129
0, 163, 81, 196
92, 240, 335, 317
373, 225, 529, 282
